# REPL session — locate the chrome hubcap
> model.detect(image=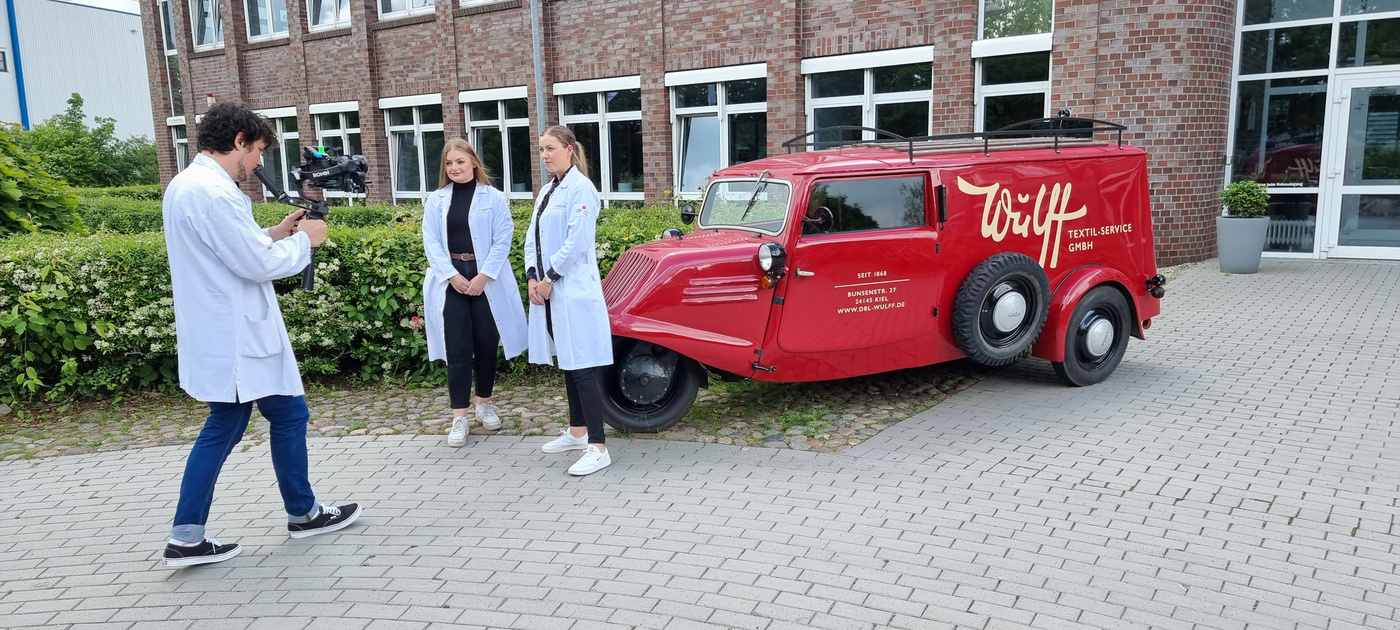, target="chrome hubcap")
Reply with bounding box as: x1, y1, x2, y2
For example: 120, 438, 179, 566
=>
1083, 317, 1115, 357
991, 288, 1028, 333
